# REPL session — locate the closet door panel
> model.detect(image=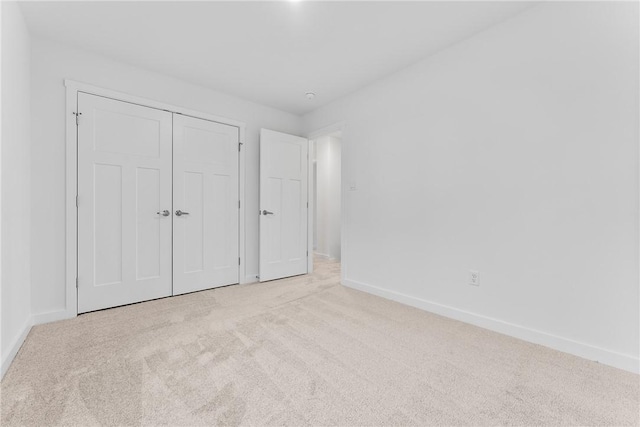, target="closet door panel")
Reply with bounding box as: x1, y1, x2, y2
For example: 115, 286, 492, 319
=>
77, 93, 173, 313
173, 114, 239, 295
